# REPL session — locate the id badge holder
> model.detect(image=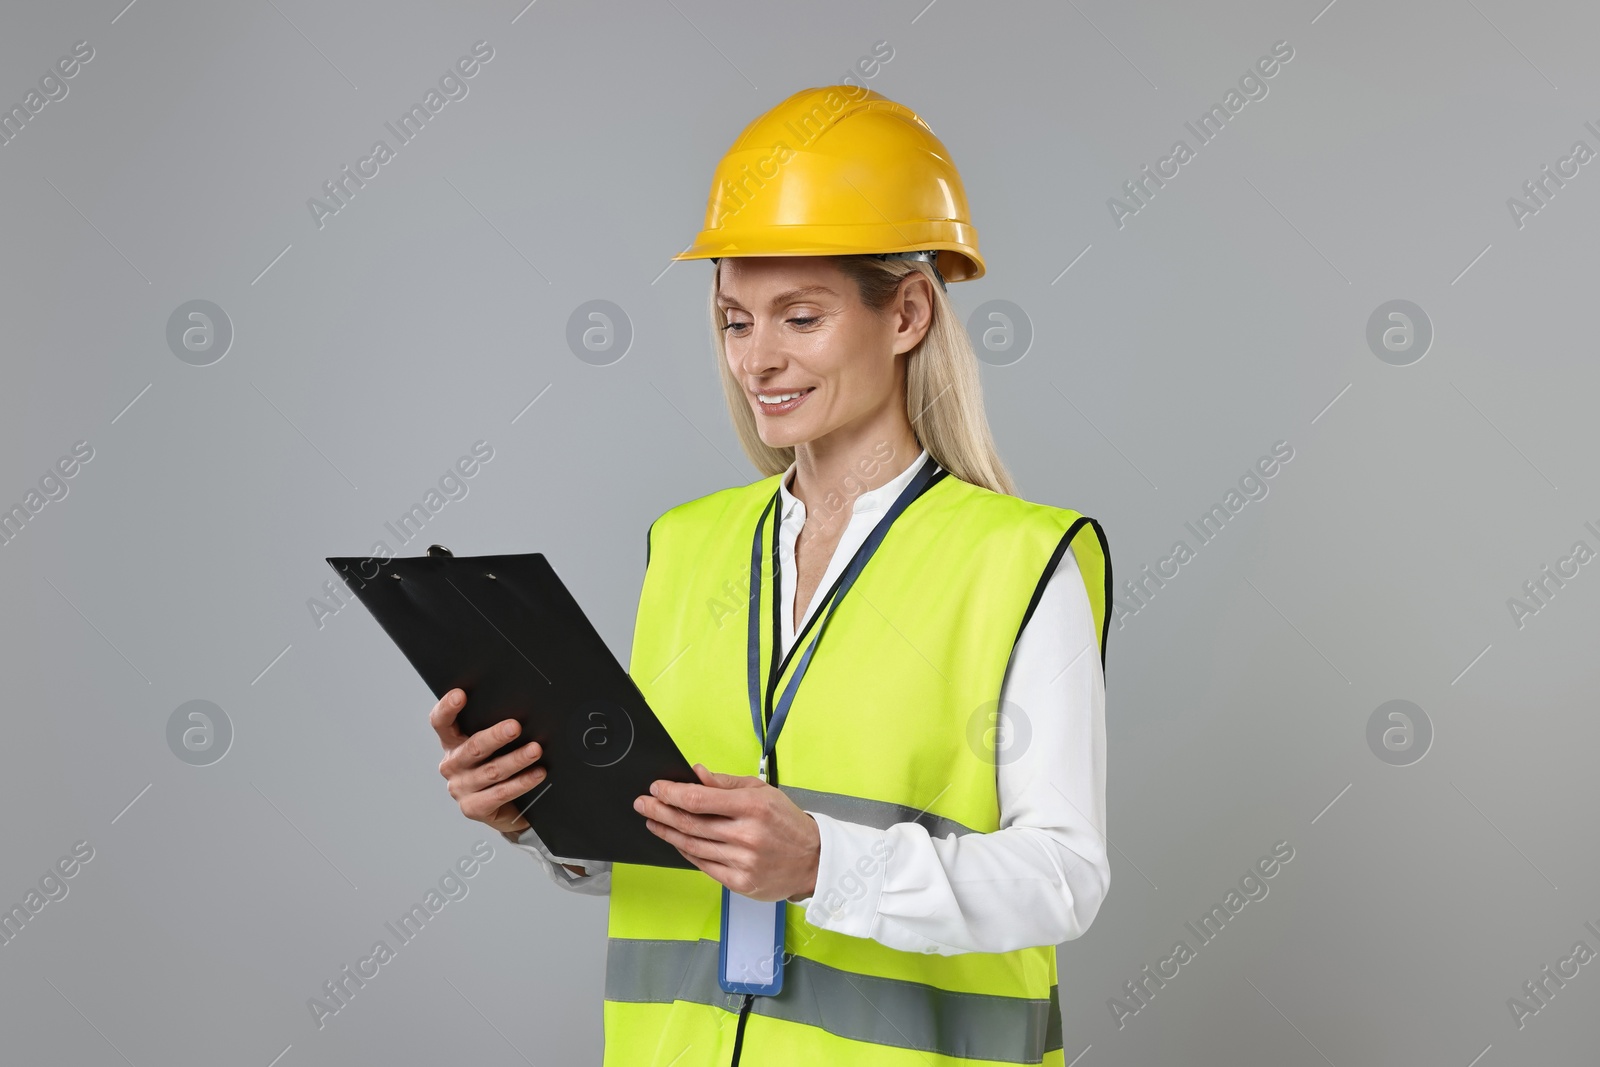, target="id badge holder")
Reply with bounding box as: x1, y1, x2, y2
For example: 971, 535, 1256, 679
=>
718, 885, 786, 996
